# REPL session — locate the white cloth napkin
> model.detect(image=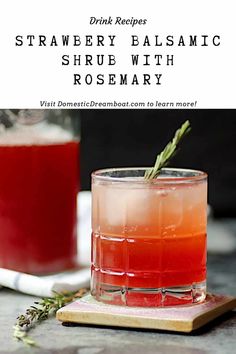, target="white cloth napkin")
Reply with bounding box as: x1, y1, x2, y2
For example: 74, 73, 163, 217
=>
0, 191, 92, 297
